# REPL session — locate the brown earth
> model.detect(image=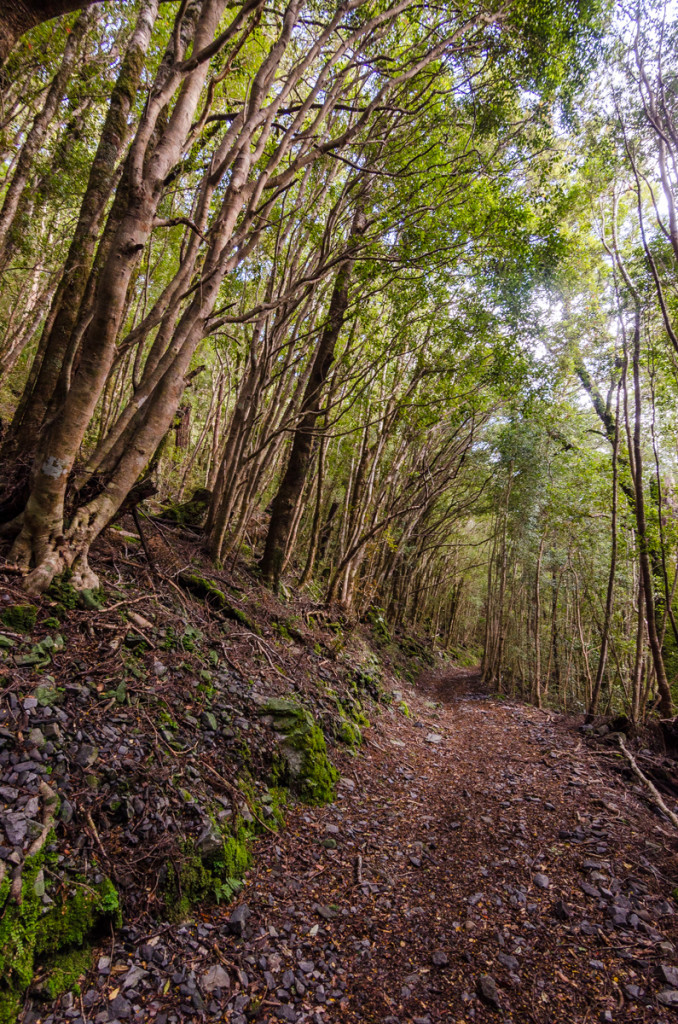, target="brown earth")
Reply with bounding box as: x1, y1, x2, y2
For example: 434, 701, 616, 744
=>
38, 664, 678, 1024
